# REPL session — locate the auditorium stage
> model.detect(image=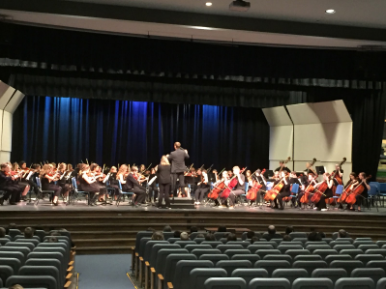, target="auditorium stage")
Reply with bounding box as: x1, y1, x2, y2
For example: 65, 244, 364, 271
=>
1, 200, 385, 254
0, 199, 386, 216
